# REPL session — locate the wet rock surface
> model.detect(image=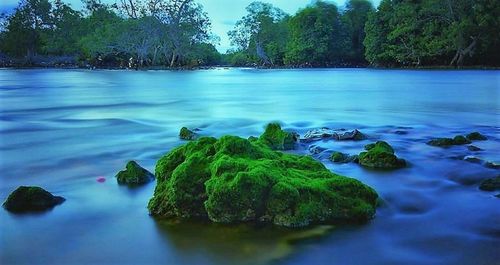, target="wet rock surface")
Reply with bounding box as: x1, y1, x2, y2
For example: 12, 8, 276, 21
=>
3, 186, 65, 213
116, 161, 154, 186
